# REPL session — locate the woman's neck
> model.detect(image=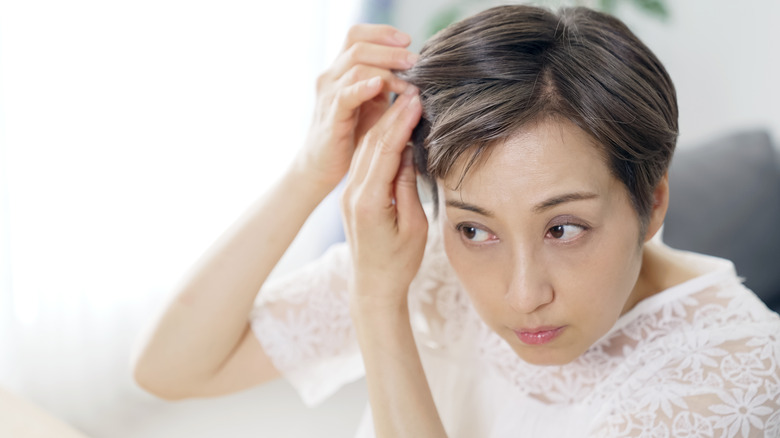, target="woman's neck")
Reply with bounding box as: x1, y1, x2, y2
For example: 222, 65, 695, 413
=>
622, 241, 702, 314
